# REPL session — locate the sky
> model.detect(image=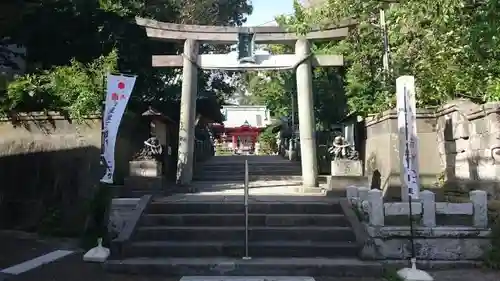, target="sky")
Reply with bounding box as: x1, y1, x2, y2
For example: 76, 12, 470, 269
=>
243, 0, 295, 27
